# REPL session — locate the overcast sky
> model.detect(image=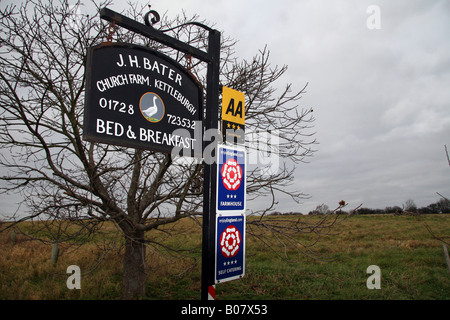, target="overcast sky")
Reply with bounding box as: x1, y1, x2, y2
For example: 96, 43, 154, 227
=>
148, 0, 450, 213
1, 0, 450, 216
